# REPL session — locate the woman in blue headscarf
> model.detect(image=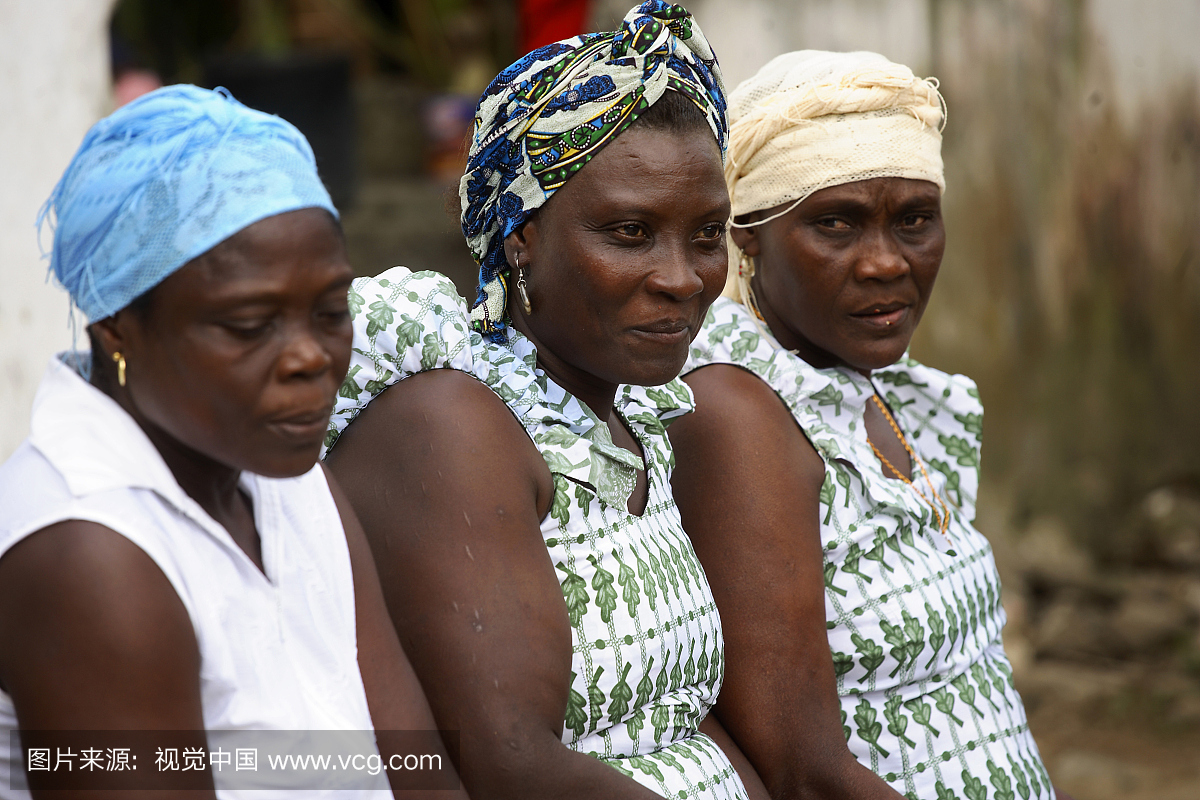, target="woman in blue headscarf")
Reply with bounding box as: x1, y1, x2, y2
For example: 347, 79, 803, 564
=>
324, 3, 766, 798
0, 86, 464, 799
